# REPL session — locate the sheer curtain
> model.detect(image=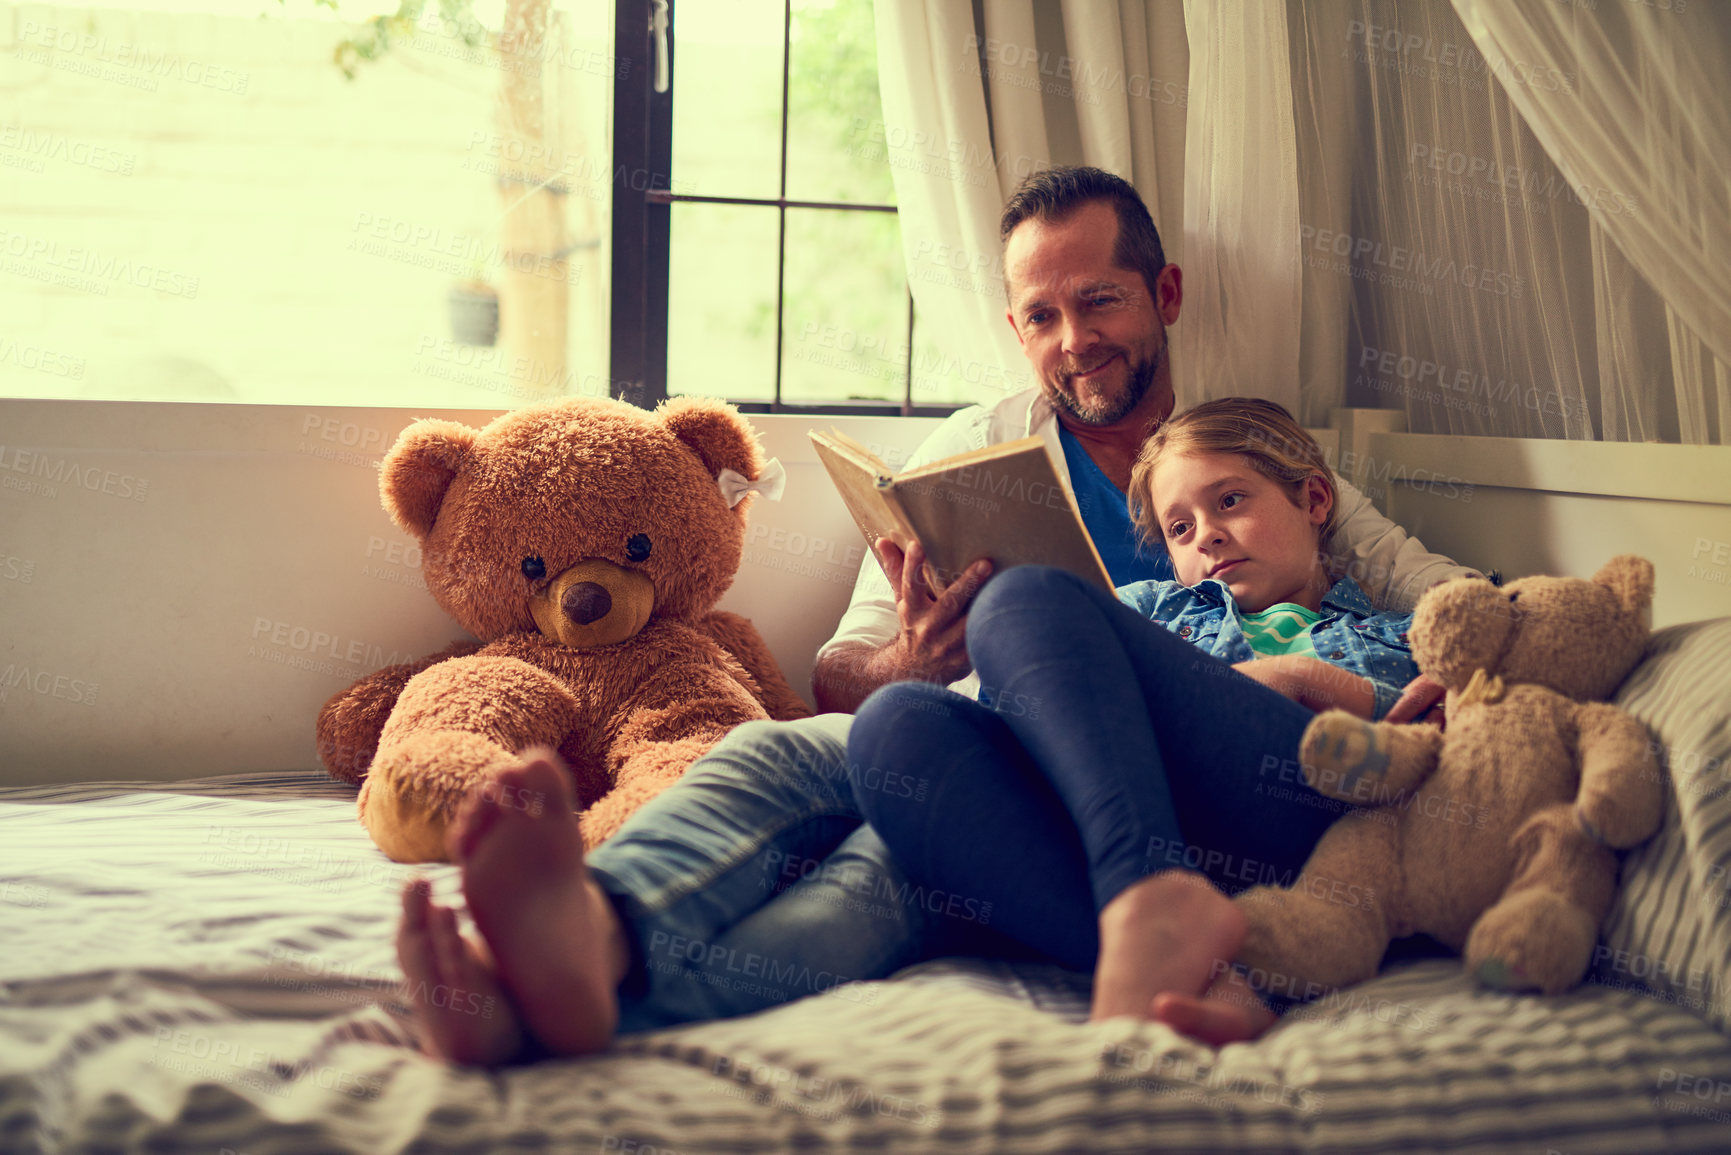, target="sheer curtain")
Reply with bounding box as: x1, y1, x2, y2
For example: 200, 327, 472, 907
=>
1176, 1, 1303, 418
1293, 0, 1601, 441
870, 0, 1033, 407
874, 0, 1731, 445
871, 0, 1187, 409
1452, 0, 1731, 444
